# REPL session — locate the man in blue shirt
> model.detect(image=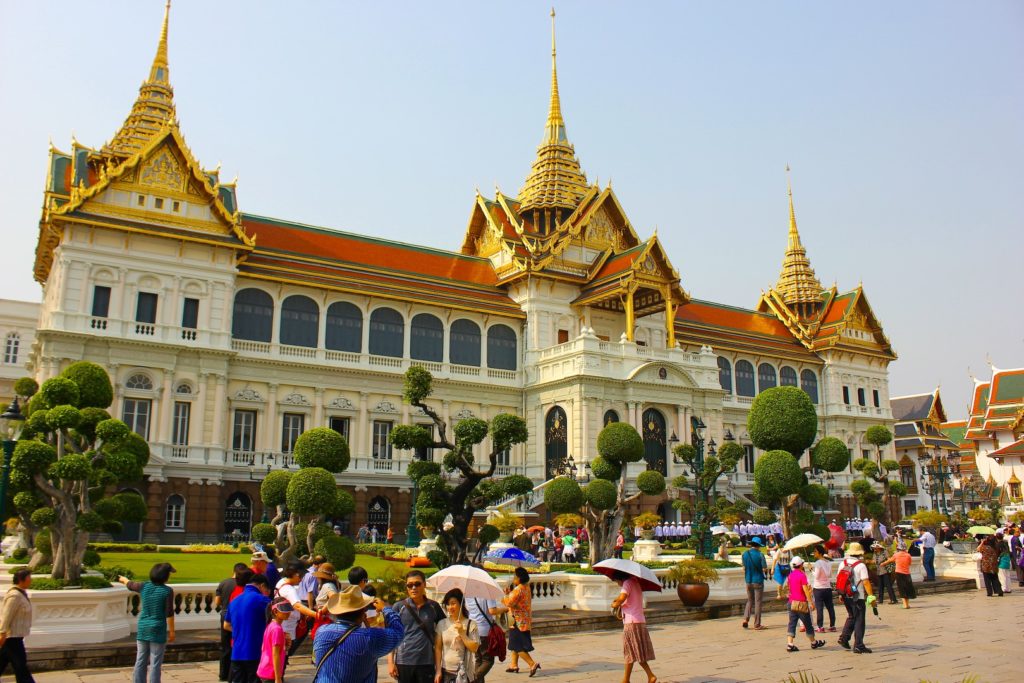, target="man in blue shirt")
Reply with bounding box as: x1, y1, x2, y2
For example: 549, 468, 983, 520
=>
314, 586, 404, 683
224, 574, 272, 683
741, 536, 768, 630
